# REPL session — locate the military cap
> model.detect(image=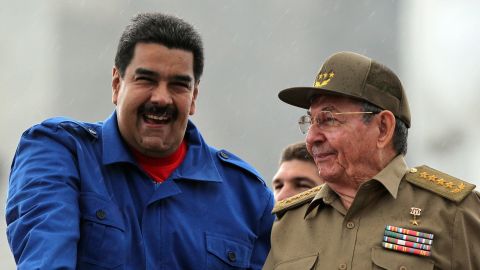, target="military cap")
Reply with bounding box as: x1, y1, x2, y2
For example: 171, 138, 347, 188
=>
278, 51, 411, 127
